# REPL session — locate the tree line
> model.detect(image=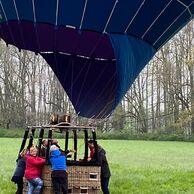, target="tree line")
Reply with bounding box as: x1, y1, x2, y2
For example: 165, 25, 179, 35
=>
0, 21, 193, 137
